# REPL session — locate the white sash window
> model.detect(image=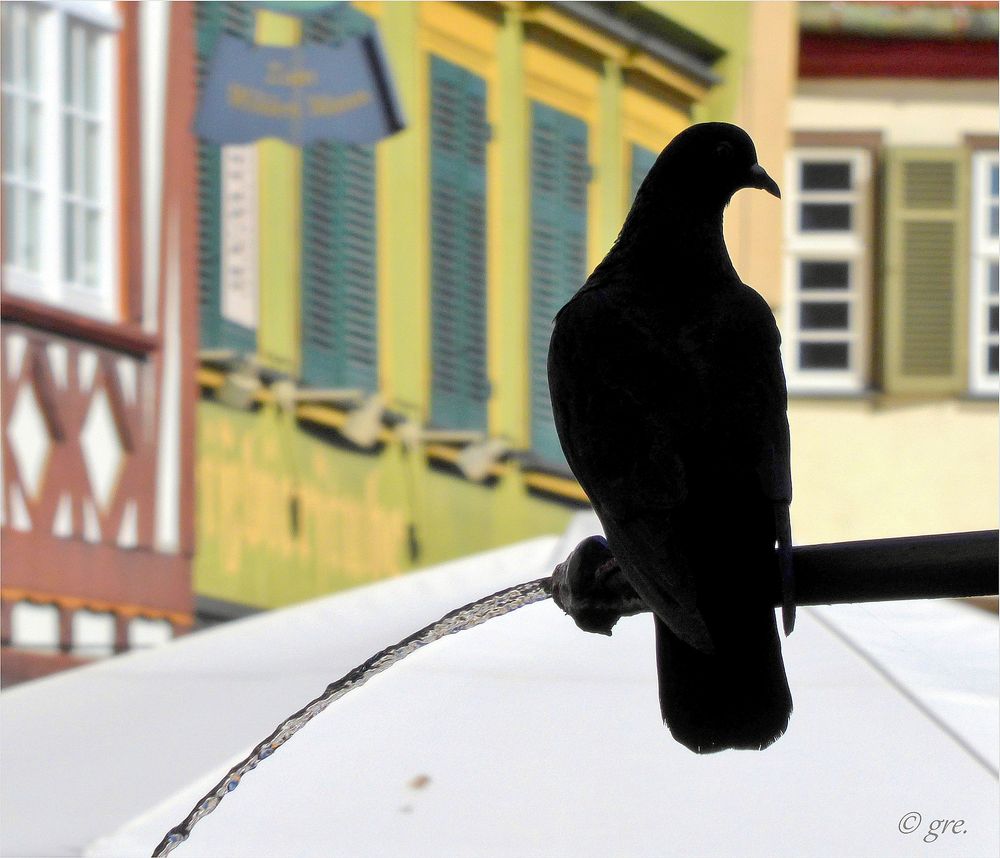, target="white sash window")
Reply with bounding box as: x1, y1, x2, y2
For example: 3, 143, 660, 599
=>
2, 1, 120, 320
783, 149, 873, 394
970, 151, 999, 396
